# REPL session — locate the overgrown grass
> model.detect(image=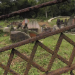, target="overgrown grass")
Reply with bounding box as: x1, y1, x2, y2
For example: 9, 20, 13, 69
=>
0, 31, 75, 75
0, 18, 75, 75
0, 19, 23, 28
